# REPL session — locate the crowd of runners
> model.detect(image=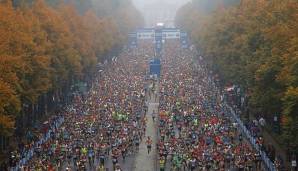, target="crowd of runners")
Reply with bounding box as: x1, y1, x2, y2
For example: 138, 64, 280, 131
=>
156, 41, 263, 171
5, 39, 272, 171
7, 45, 153, 171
